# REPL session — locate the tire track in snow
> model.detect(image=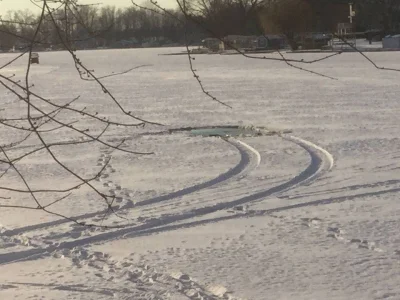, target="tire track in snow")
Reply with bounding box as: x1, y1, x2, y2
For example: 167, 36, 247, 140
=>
278, 135, 334, 191
3, 137, 260, 237
135, 137, 260, 207
0, 134, 334, 265
279, 179, 400, 200
12, 187, 396, 260
124, 134, 330, 218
